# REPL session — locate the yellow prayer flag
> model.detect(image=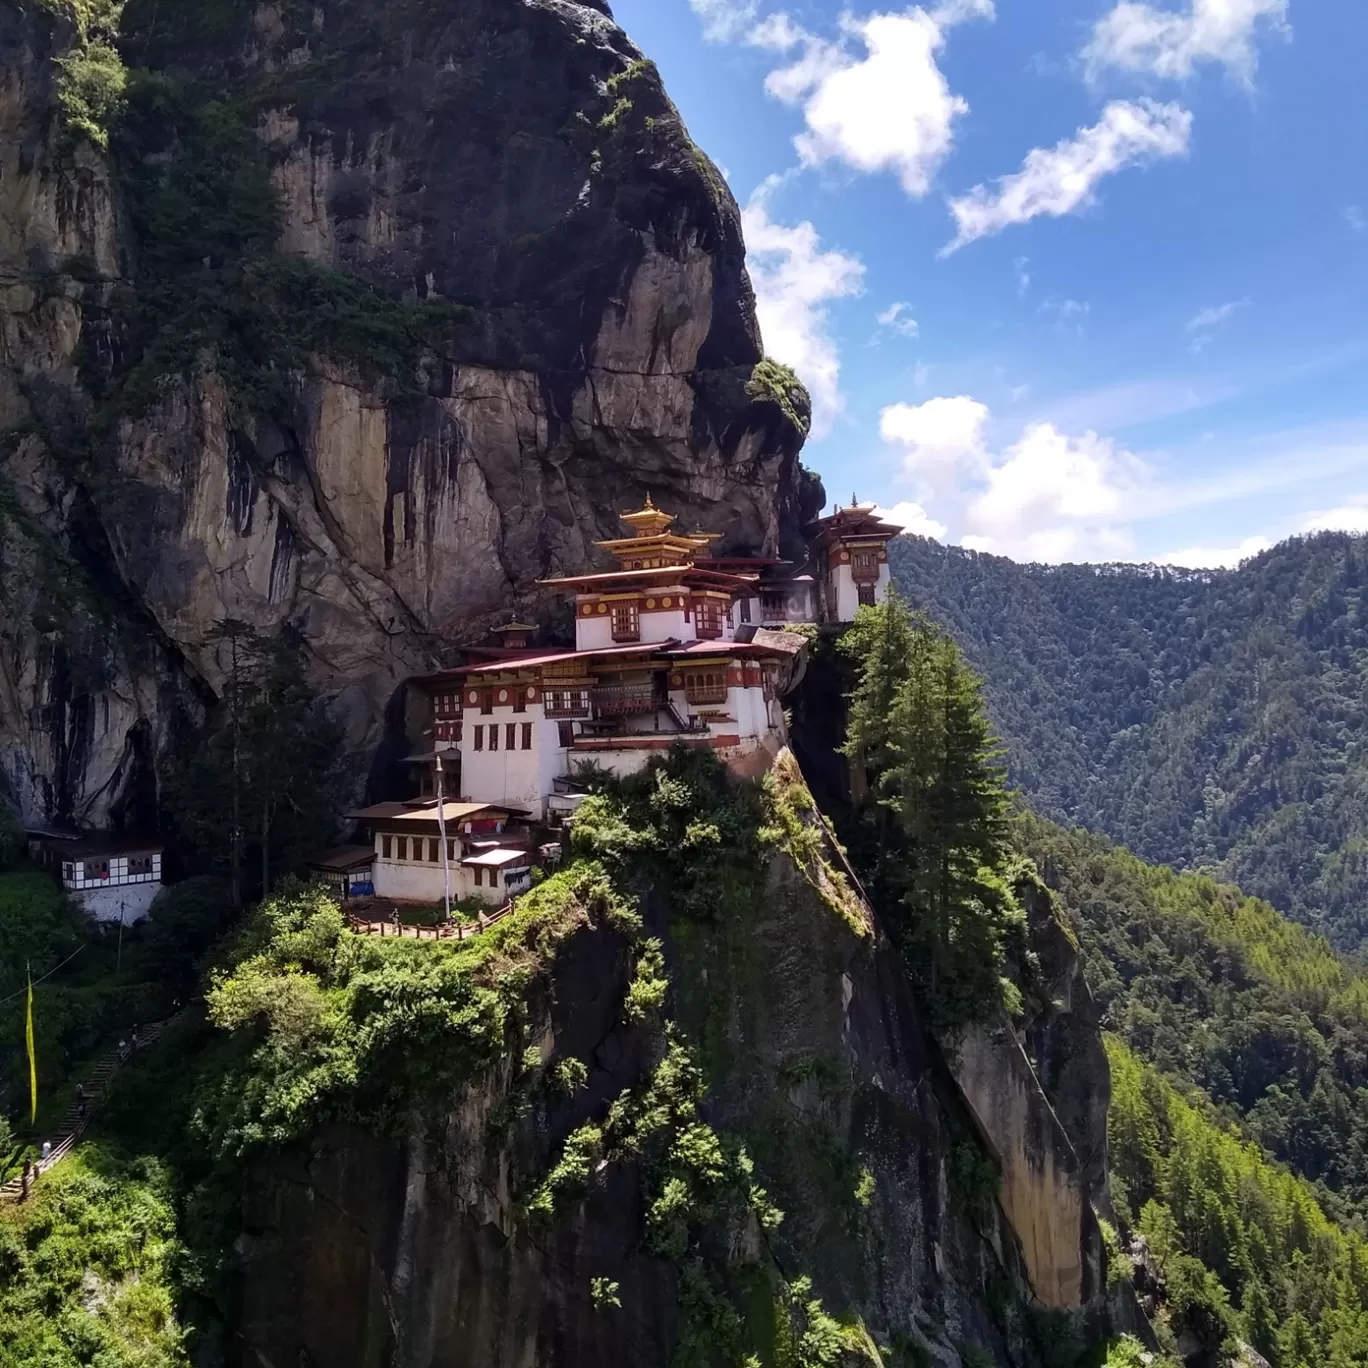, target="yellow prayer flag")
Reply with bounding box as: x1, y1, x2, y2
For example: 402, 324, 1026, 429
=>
26, 969, 36, 1124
